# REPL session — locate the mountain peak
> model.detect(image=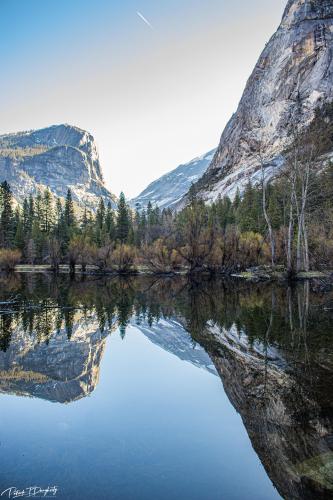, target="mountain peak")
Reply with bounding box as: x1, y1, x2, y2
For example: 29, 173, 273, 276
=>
0, 124, 115, 209
282, 0, 333, 26
190, 0, 333, 203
